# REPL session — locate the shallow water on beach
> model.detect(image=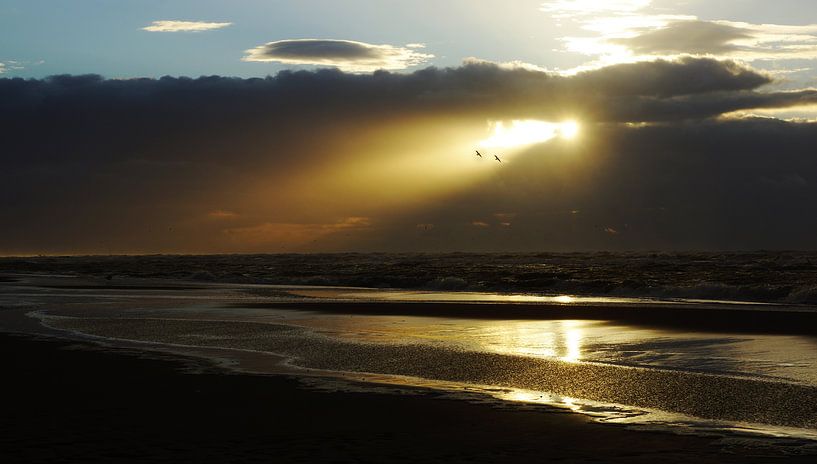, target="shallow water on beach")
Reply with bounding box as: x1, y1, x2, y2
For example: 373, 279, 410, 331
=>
290, 287, 779, 306
271, 313, 817, 385
3, 273, 817, 448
